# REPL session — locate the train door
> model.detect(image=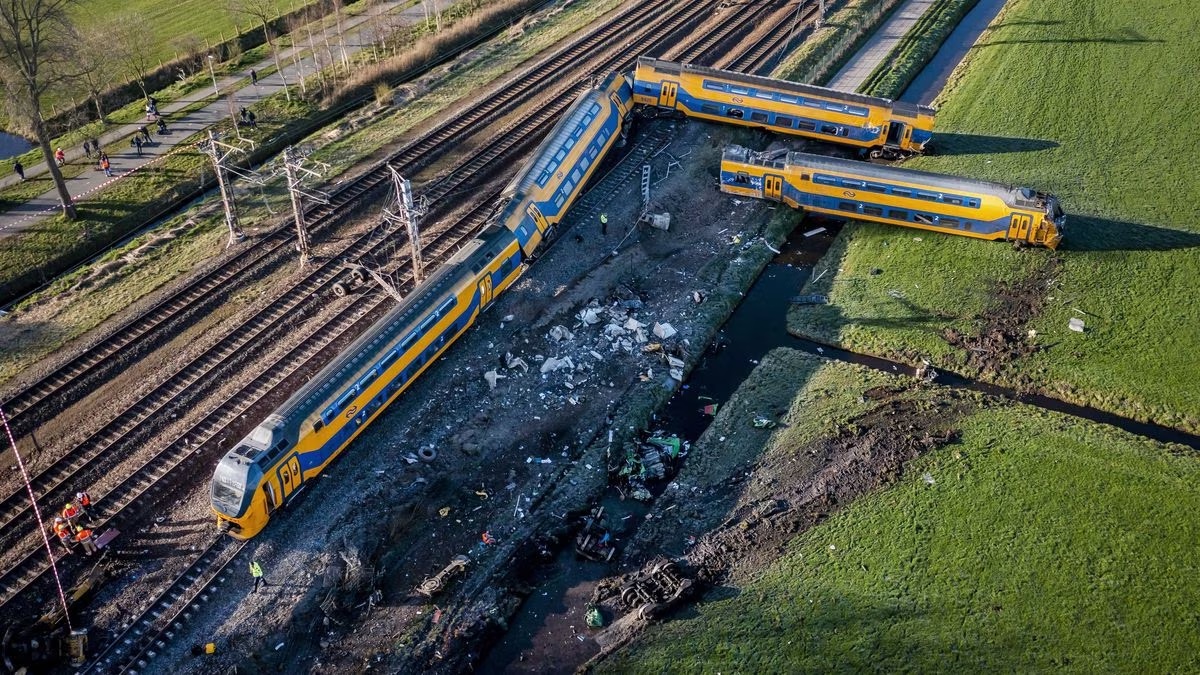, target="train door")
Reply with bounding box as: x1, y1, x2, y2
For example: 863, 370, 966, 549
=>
886, 122, 905, 146
526, 203, 549, 233
278, 455, 303, 502
763, 174, 784, 201
1009, 214, 1033, 242
658, 81, 678, 108
479, 273, 494, 308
